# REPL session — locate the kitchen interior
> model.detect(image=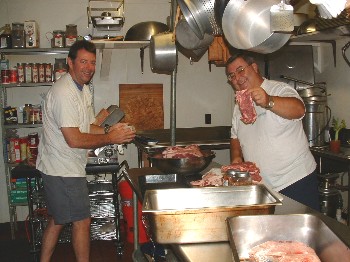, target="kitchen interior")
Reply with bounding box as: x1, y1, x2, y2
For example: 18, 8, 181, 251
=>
1, 0, 350, 261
